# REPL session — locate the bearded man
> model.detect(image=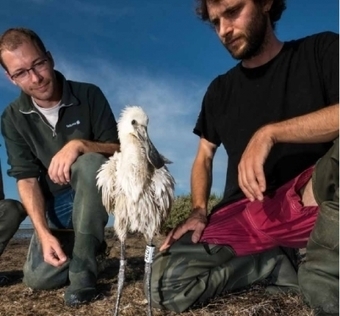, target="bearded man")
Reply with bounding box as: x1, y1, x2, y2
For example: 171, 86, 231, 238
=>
148, 1, 339, 315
